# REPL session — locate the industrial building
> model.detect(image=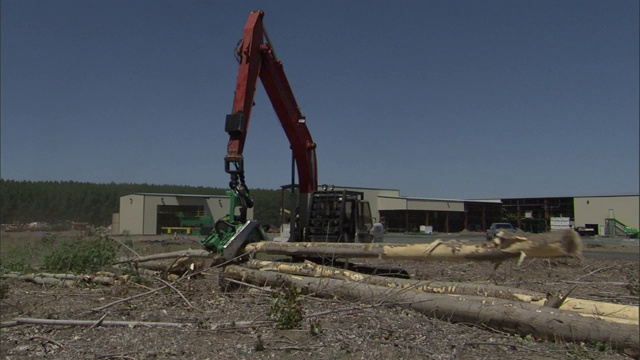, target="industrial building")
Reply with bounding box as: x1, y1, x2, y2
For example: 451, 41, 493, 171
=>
337, 187, 638, 235
113, 193, 254, 236
113, 190, 638, 237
